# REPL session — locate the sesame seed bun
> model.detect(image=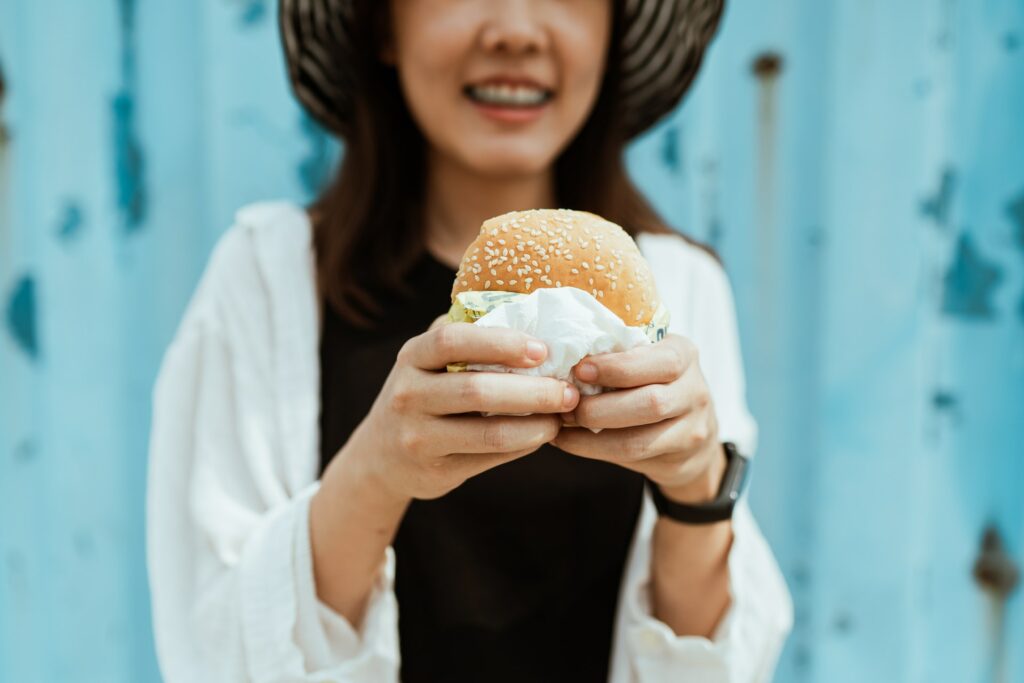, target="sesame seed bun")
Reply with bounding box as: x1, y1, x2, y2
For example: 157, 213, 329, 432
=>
452, 209, 661, 326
